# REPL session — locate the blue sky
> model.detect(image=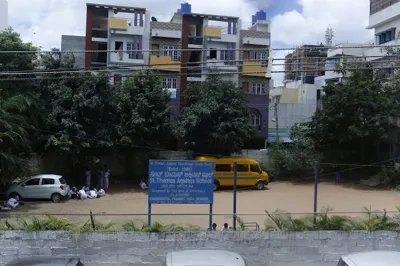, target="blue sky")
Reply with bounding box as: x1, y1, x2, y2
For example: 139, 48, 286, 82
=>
264, 0, 302, 19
